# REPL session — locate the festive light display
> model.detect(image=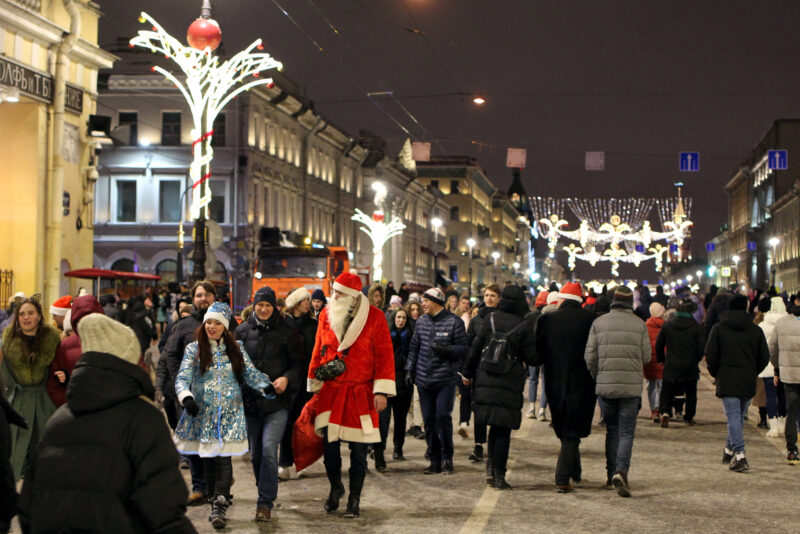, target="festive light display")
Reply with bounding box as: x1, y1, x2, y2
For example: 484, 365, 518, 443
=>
130, 10, 283, 220
530, 196, 692, 274
352, 208, 406, 284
